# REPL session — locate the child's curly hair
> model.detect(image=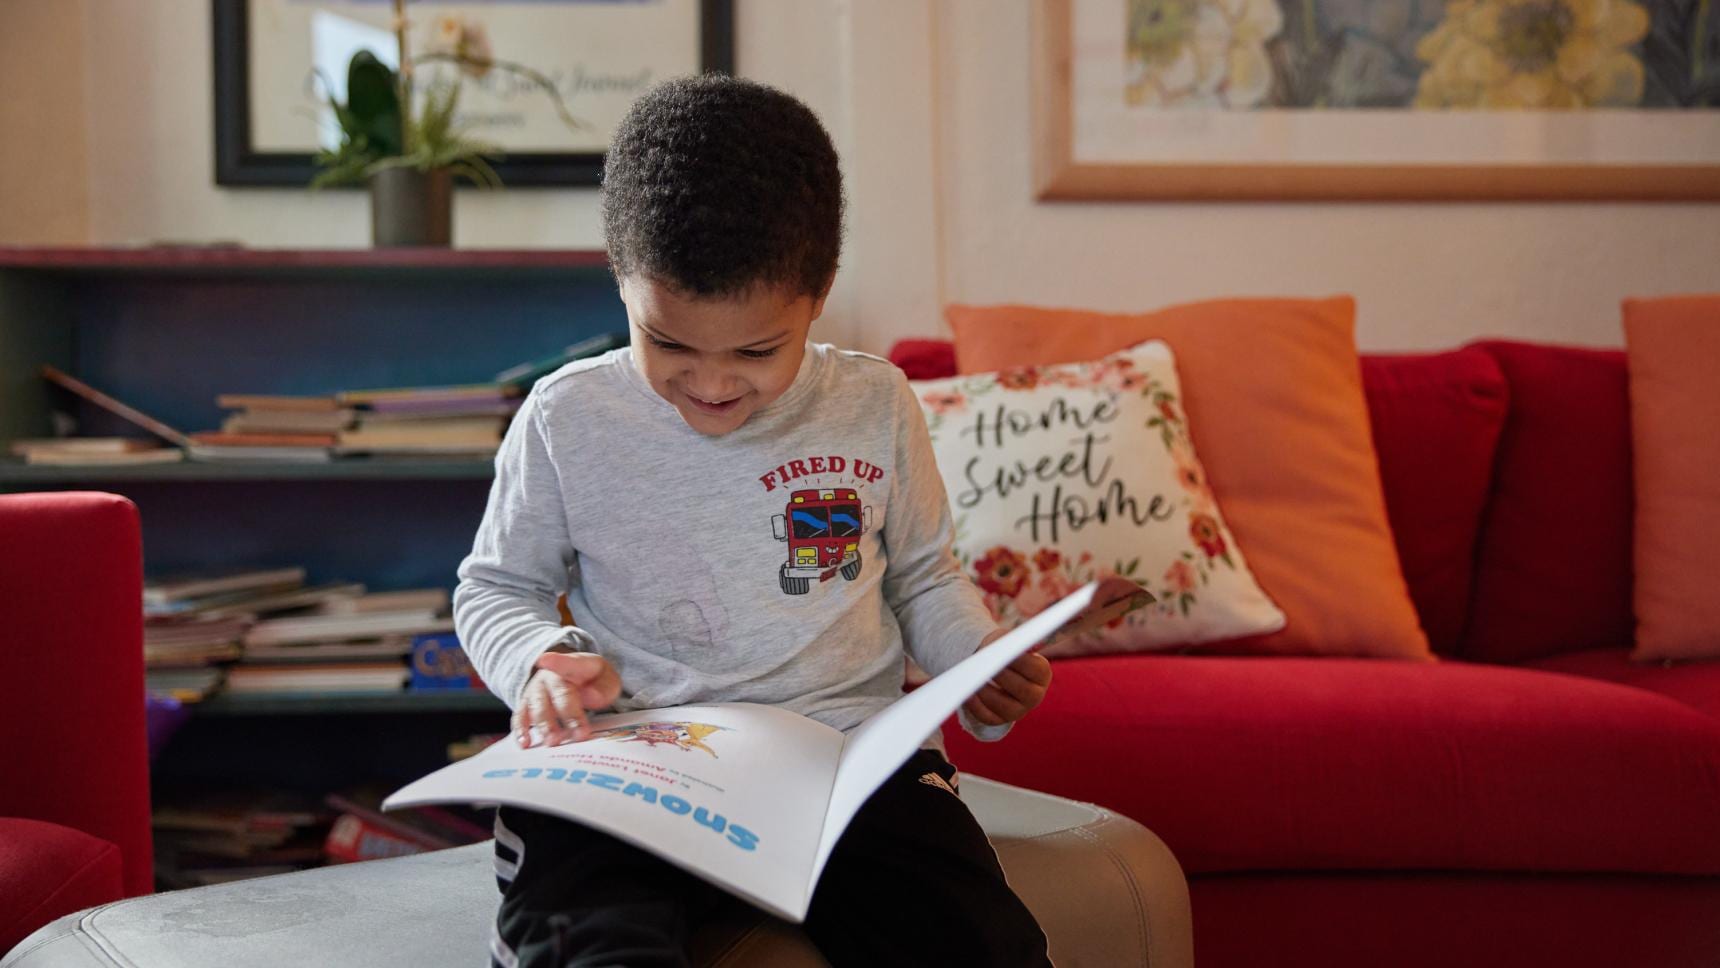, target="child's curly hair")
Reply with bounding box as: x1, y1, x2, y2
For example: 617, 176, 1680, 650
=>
601, 73, 844, 300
